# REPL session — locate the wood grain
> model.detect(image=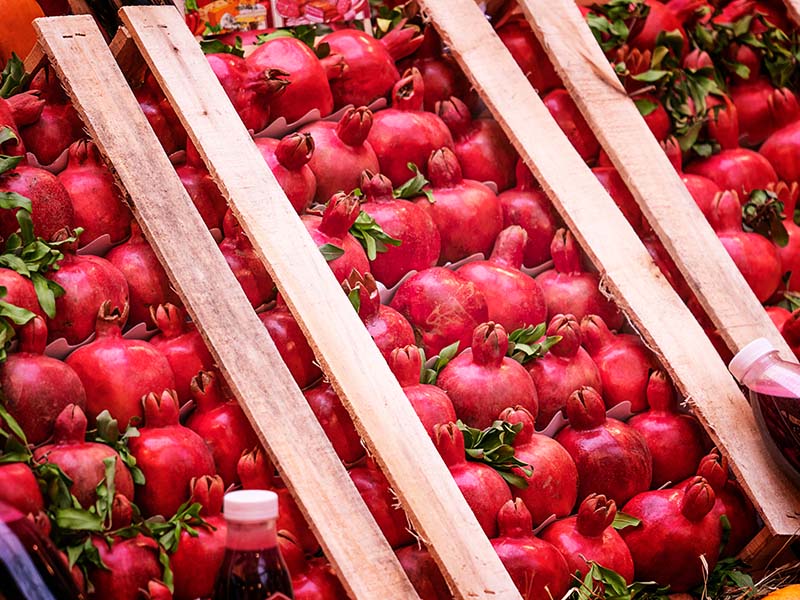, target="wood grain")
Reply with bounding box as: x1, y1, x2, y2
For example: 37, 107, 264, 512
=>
118, 6, 521, 600
33, 15, 416, 600
109, 27, 147, 83
420, 0, 800, 535
783, 0, 800, 25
